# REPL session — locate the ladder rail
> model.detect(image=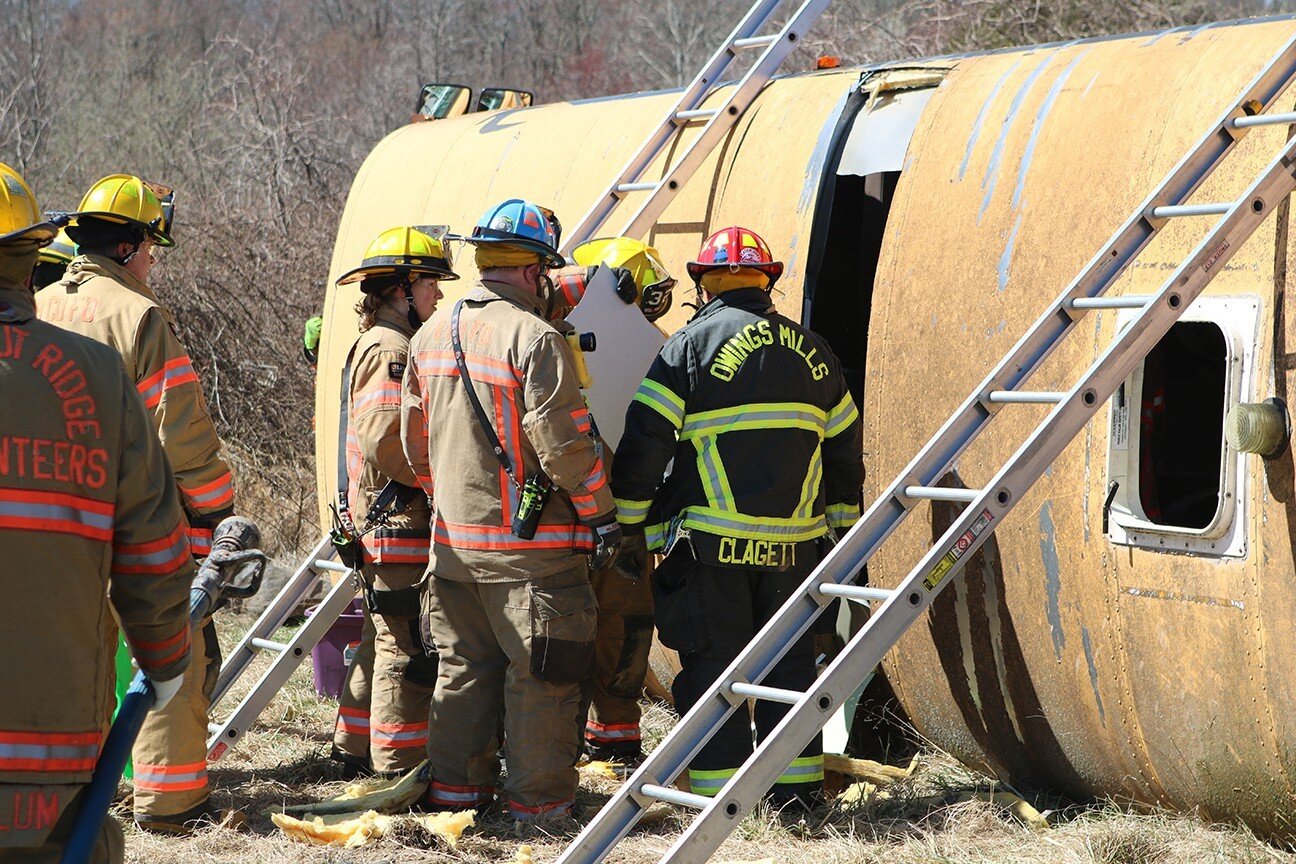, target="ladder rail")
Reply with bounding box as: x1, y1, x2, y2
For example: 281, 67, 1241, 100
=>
557, 30, 1296, 864
210, 534, 334, 710
561, 0, 786, 252
207, 565, 359, 761
613, 0, 834, 242
660, 134, 1296, 863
